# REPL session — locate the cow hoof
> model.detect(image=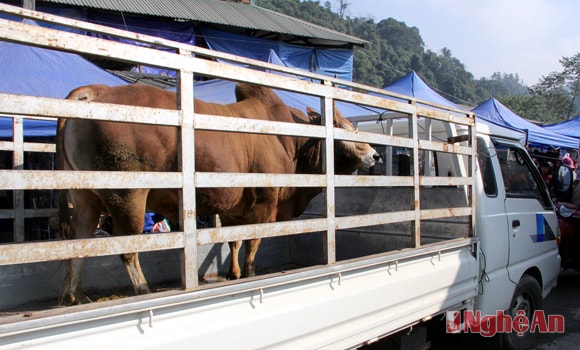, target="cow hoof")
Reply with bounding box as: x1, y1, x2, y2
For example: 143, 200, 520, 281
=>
242, 271, 256, 278
226, 272, 242, 280
135, 285, 151, 295
60, 292, 92, 306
